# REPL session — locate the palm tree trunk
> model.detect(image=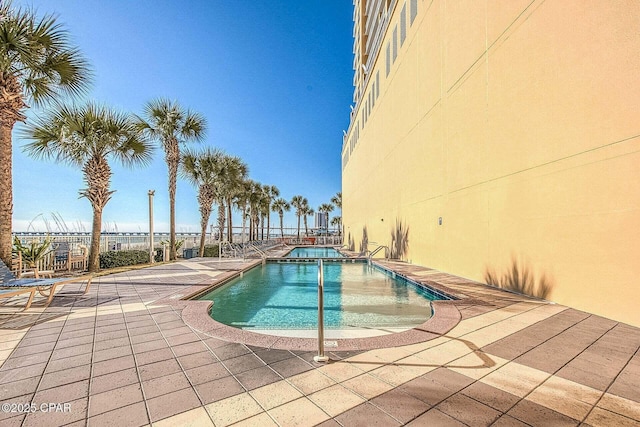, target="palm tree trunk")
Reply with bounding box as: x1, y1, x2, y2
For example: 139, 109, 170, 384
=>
279, 214, 284, 239
88, 207, 103, 272
260, 214, 265, 240
241, 206, 247, 243
226, 197, 233, 243
254, 214, 259, 241
304, 216, 308, 236
166, 147, 179, 261
197, 187, 214, 258
198, 206, 211, 257
297, 215, 301, 239
81, 155, 114, 272
217, 200, 225, 242
0, 124, 13, 268
199, 222, 207, 257
267, 213, 271, 241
